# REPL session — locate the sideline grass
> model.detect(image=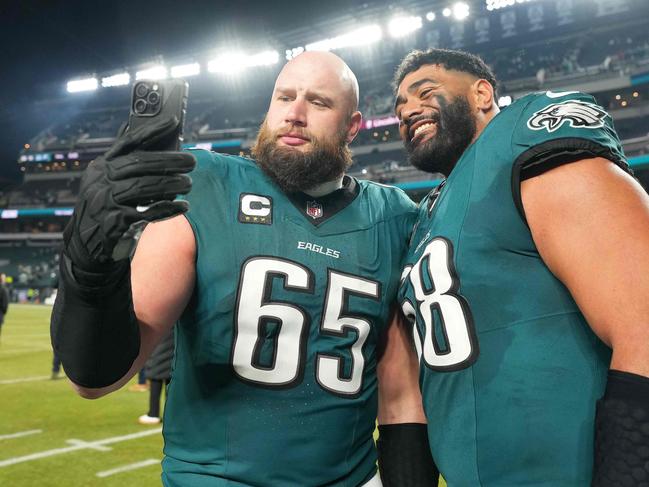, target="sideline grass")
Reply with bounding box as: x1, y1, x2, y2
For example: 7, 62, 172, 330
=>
0, 304, 163, 486
1, 304, 446, 487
